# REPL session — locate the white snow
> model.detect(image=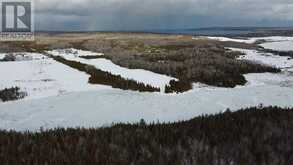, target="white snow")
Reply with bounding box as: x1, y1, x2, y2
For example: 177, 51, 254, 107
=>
198, 36, 293, 51
260, 41, 293, 51
249, 36, 293, 44
243, 72, 293, 87
47, 49, 176, 91
0, 84, 292, 132
229, 48, 293, 69
228, 47, 293, 87
197, 36, 257, 44
0, 52, 110, 100
0, 54, 5, 60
